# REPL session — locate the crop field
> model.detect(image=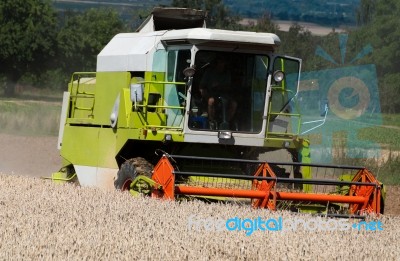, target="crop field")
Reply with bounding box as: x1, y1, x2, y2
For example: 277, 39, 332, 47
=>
0, 174, 399, 260
0, 98, 399, 259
